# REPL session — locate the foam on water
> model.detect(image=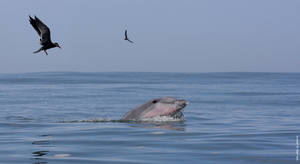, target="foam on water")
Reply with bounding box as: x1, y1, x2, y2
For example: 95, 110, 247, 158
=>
59, 115, 184, 123
58, 118, 115, 123
140, 115, 184, 122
